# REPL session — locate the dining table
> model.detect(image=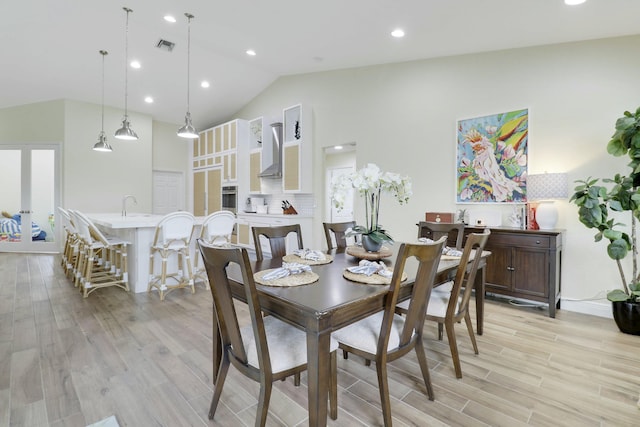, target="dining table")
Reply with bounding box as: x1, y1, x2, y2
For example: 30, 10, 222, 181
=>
214, 244, 489, 427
